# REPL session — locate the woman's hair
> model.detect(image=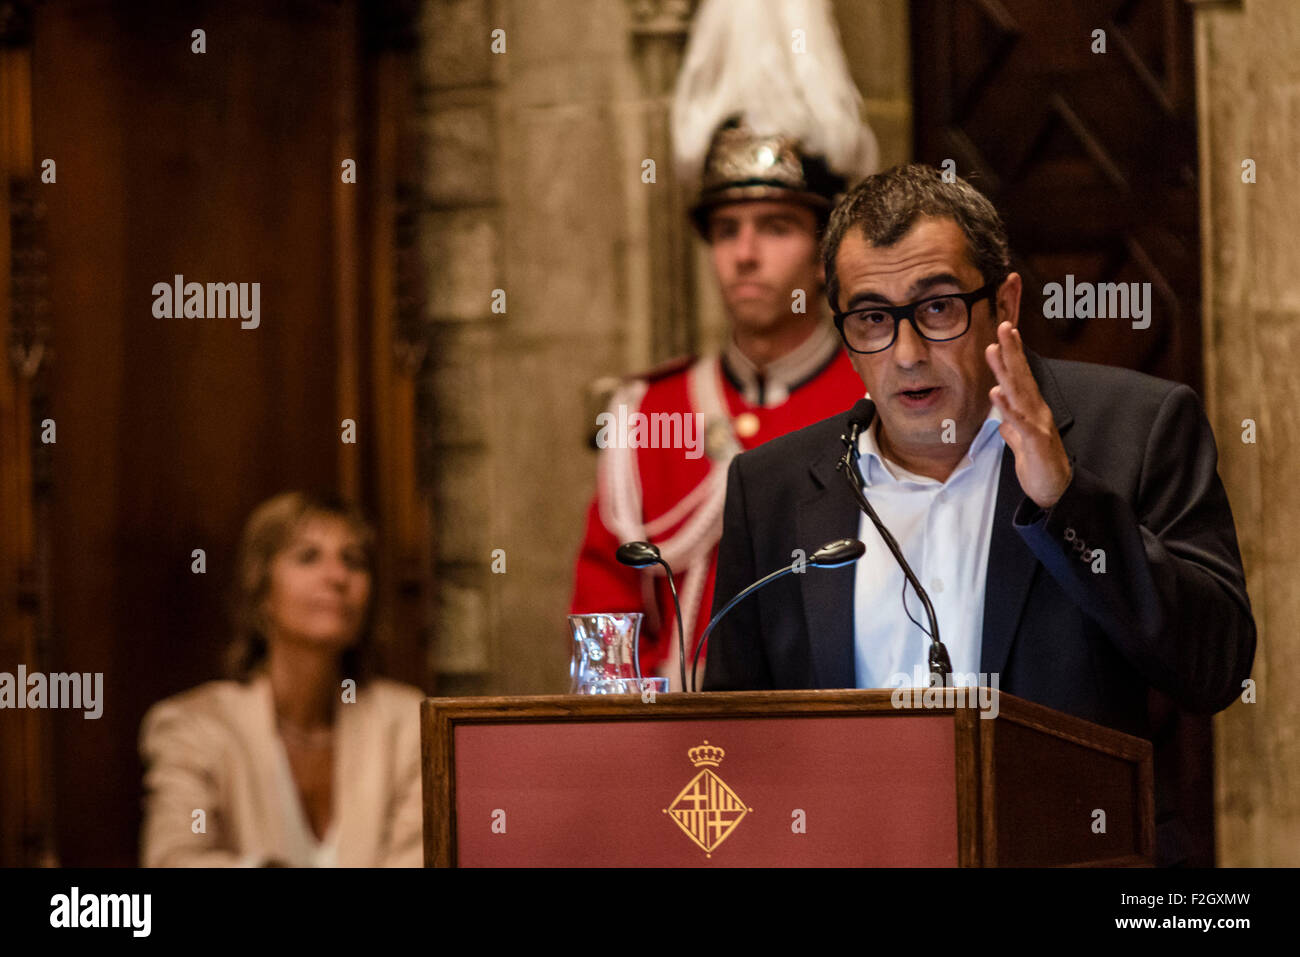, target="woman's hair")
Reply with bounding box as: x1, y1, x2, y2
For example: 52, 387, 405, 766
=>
225, 490, 377, 683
